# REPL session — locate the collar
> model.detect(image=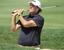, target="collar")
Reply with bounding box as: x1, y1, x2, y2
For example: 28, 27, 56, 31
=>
28, 14, 39, 18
